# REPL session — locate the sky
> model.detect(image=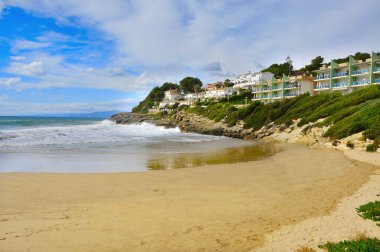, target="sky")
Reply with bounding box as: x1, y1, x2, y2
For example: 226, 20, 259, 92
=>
0, 0, 379, 115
